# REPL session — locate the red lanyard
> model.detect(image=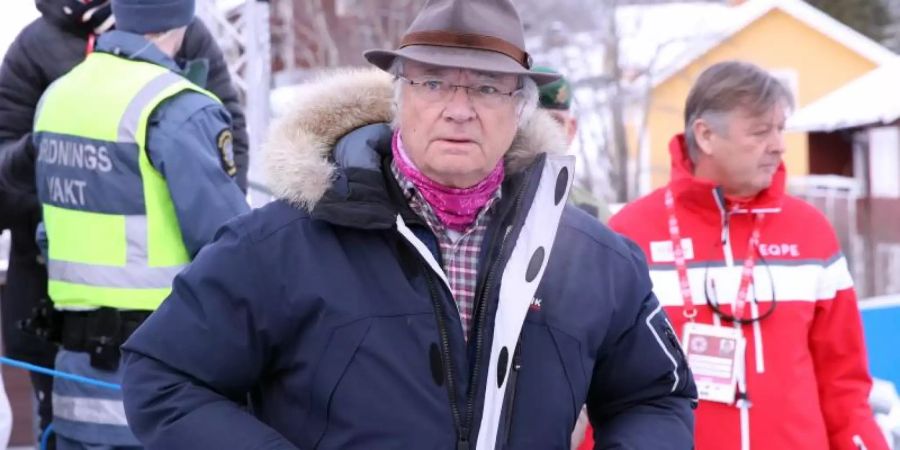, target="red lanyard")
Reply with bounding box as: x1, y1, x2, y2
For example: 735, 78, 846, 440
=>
86, 34, 96, 56
664, 188, 763, 321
